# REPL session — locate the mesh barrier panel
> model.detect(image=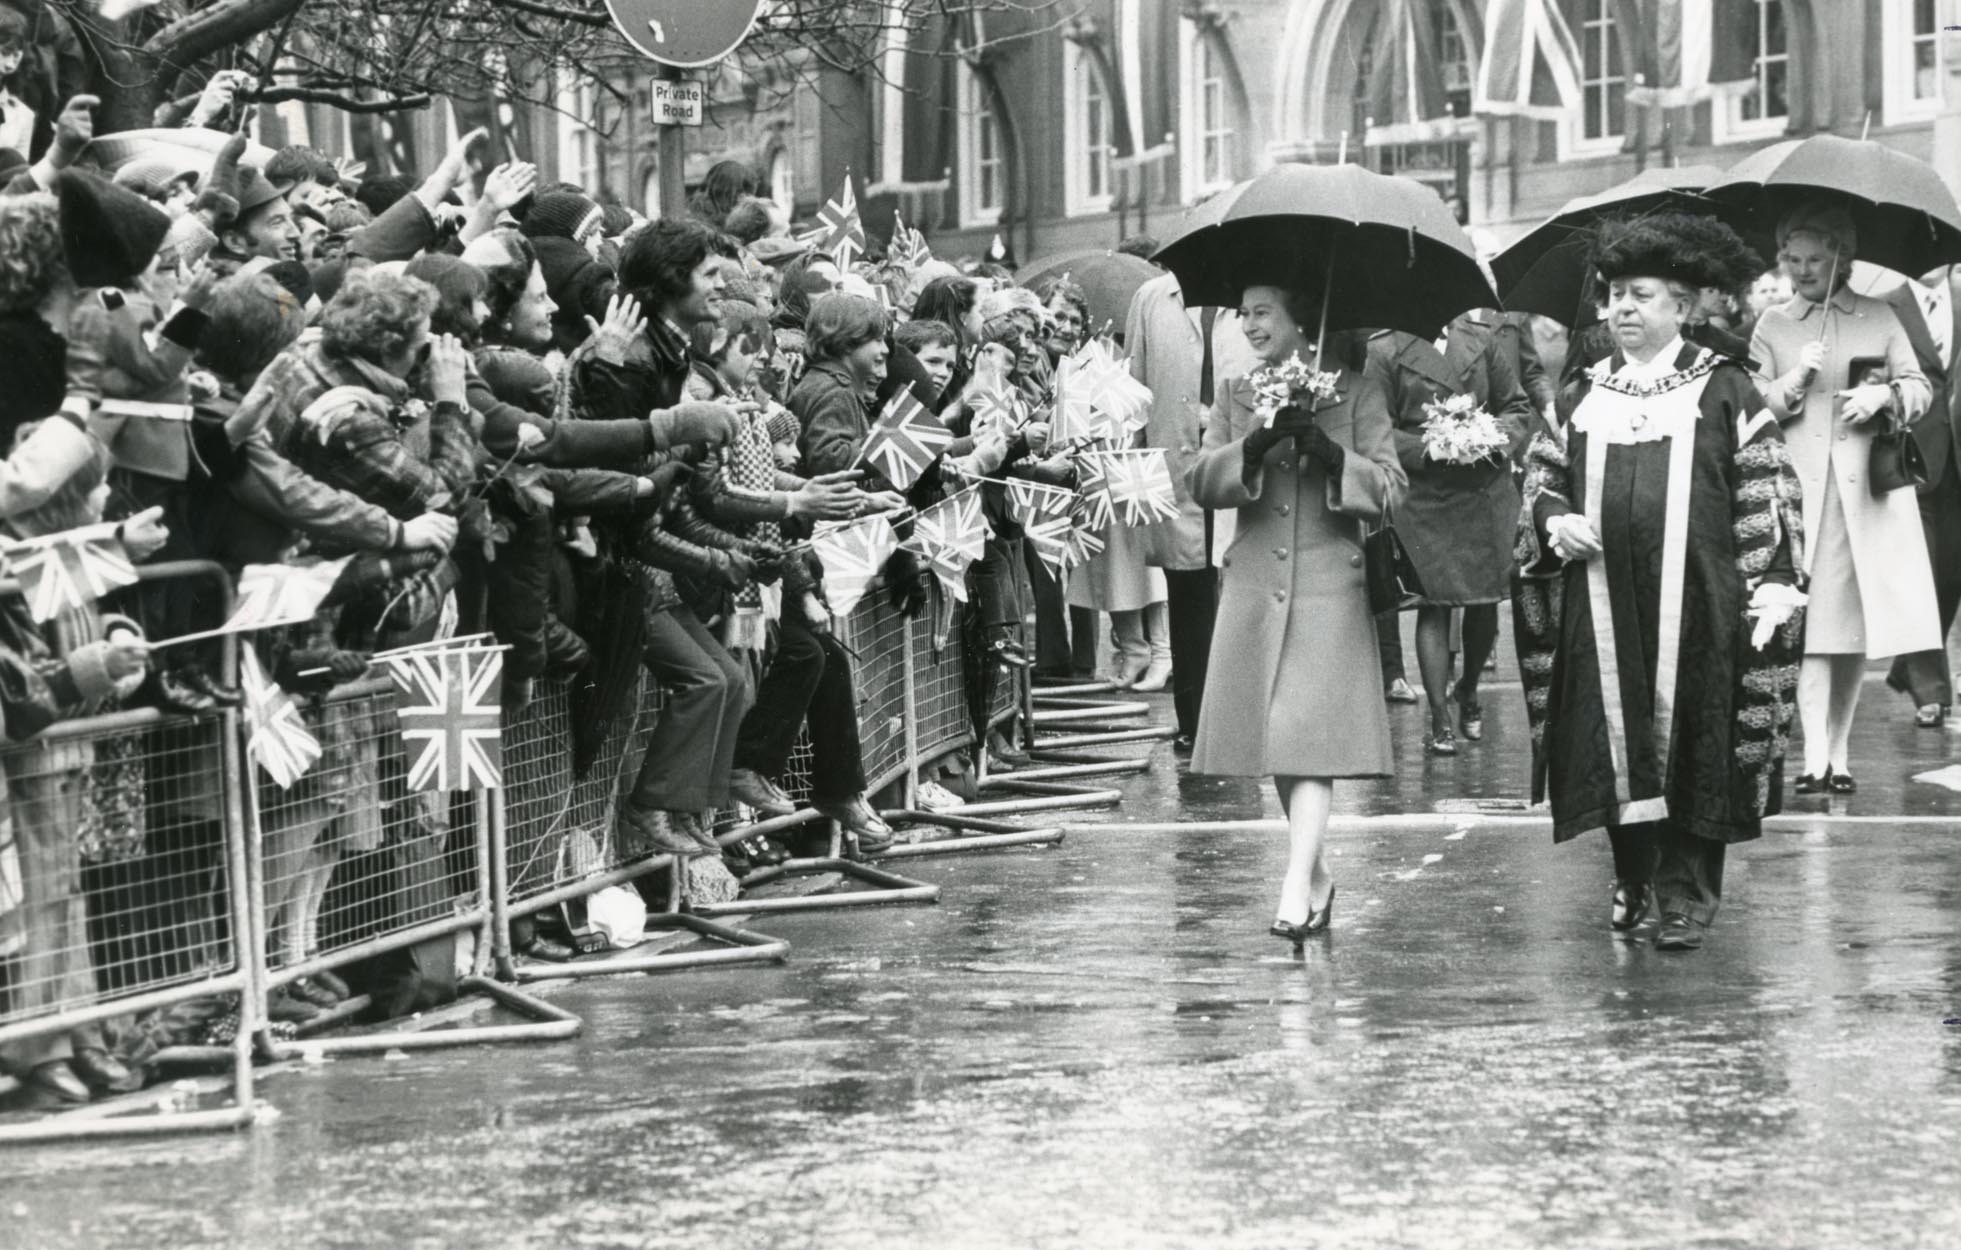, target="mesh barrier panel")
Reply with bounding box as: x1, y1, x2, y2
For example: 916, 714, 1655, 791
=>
500, 674, 662, 907
846, 600, 913, 792
254, 680, 480, 983
913, 609, 980, 764
1, 713, 235, 1031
